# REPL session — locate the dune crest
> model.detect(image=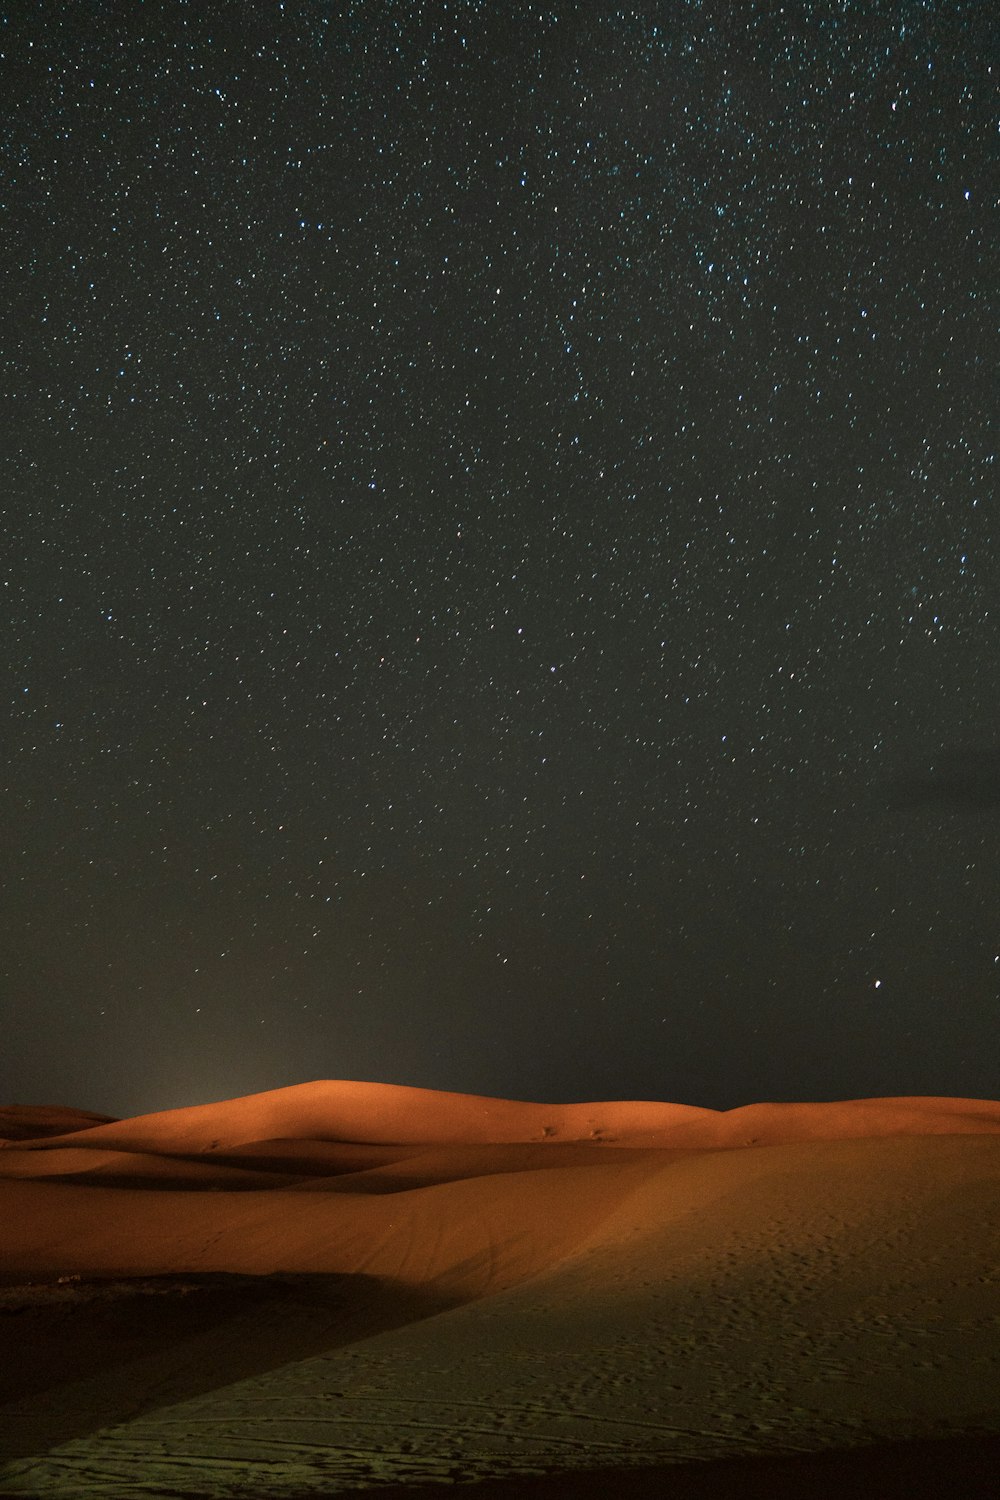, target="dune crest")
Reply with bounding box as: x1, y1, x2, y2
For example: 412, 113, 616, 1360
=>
7, 1079, 1000, 1156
